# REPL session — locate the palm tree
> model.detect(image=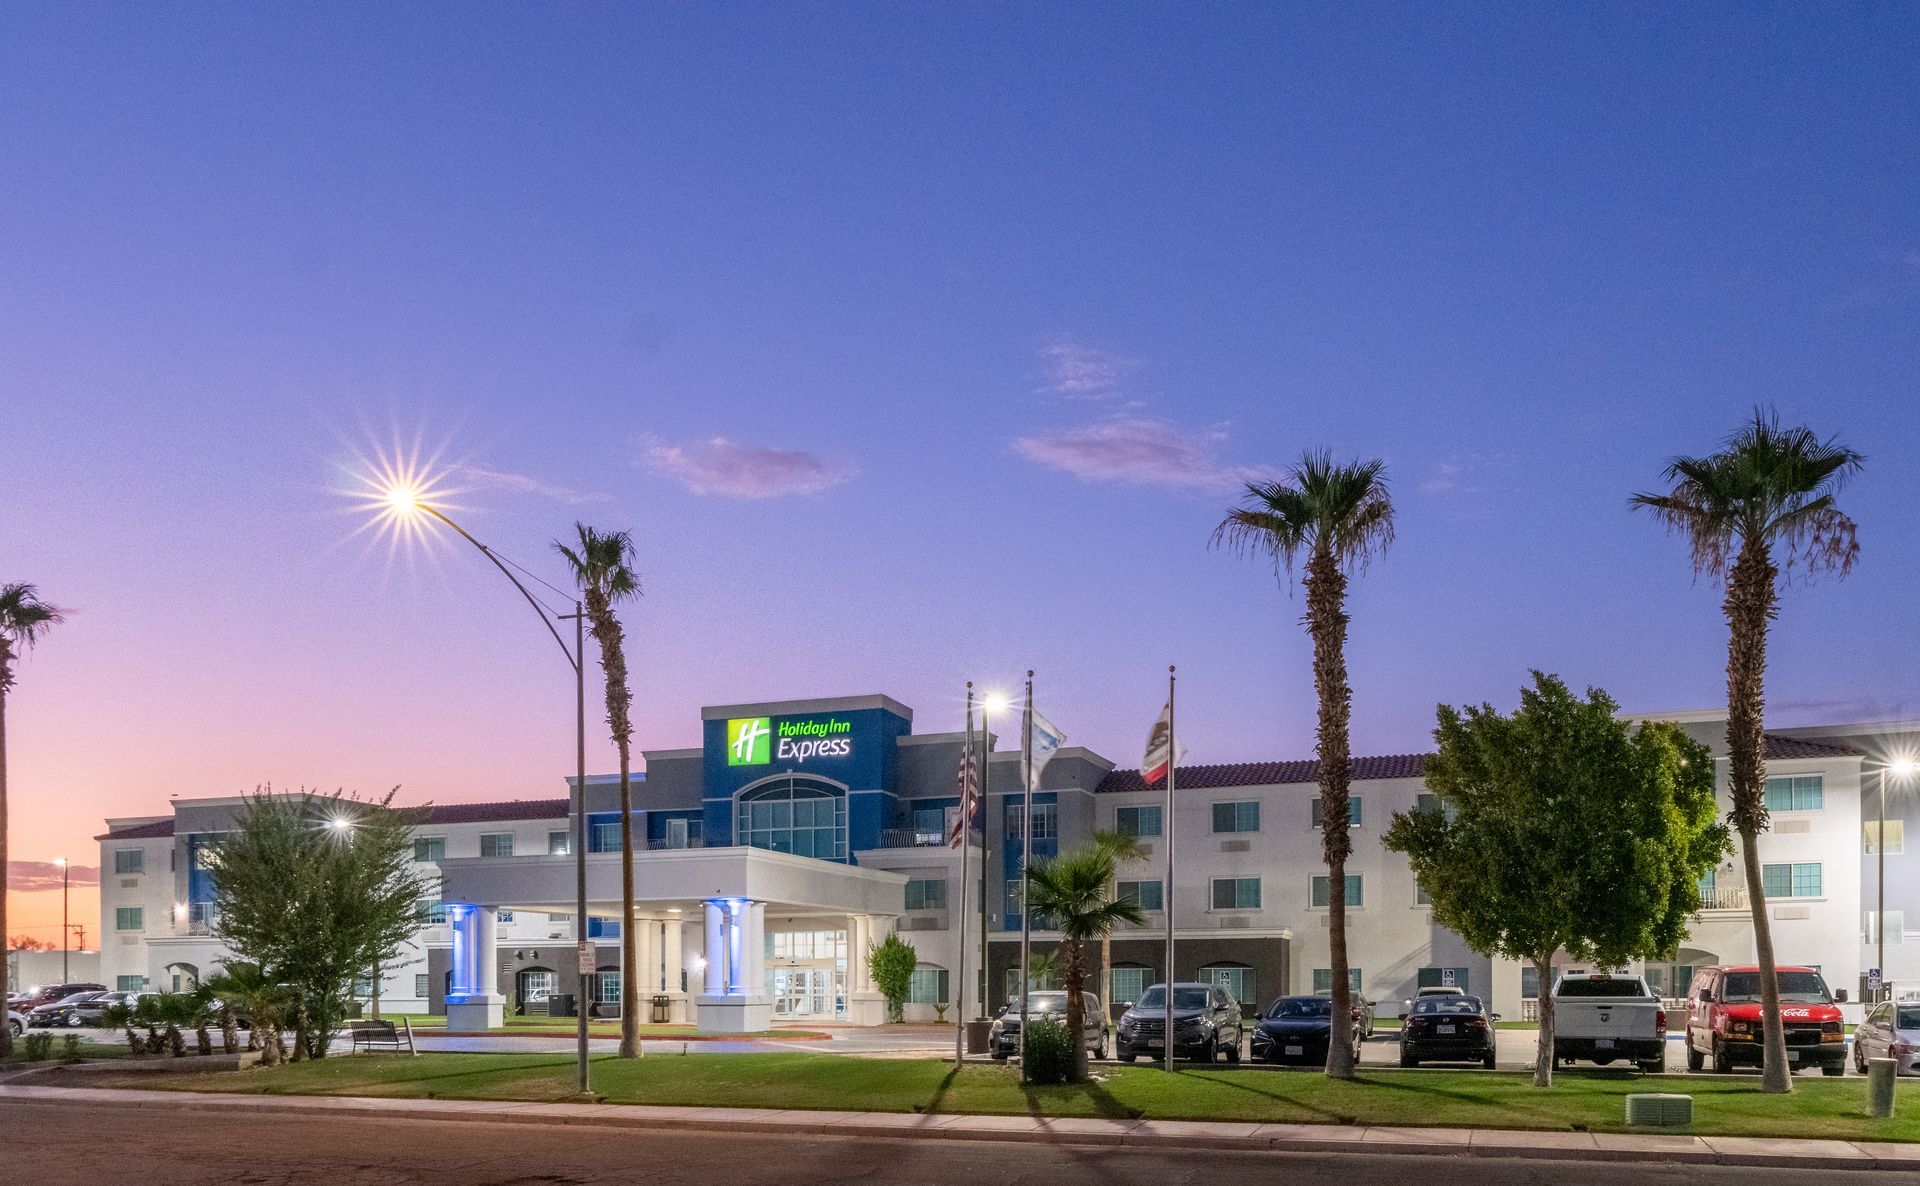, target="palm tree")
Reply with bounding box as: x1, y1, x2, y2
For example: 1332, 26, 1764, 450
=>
555, 524, 644, 1059
0, 583, 64, 1058
1215, 452, 1393, 1081
1024, 840, 1147, 1082
208, 960, 292, 1063
1092, 828, 1150, 1024
1634, 408, 1862, 1094
97, 1000, 147, 1057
